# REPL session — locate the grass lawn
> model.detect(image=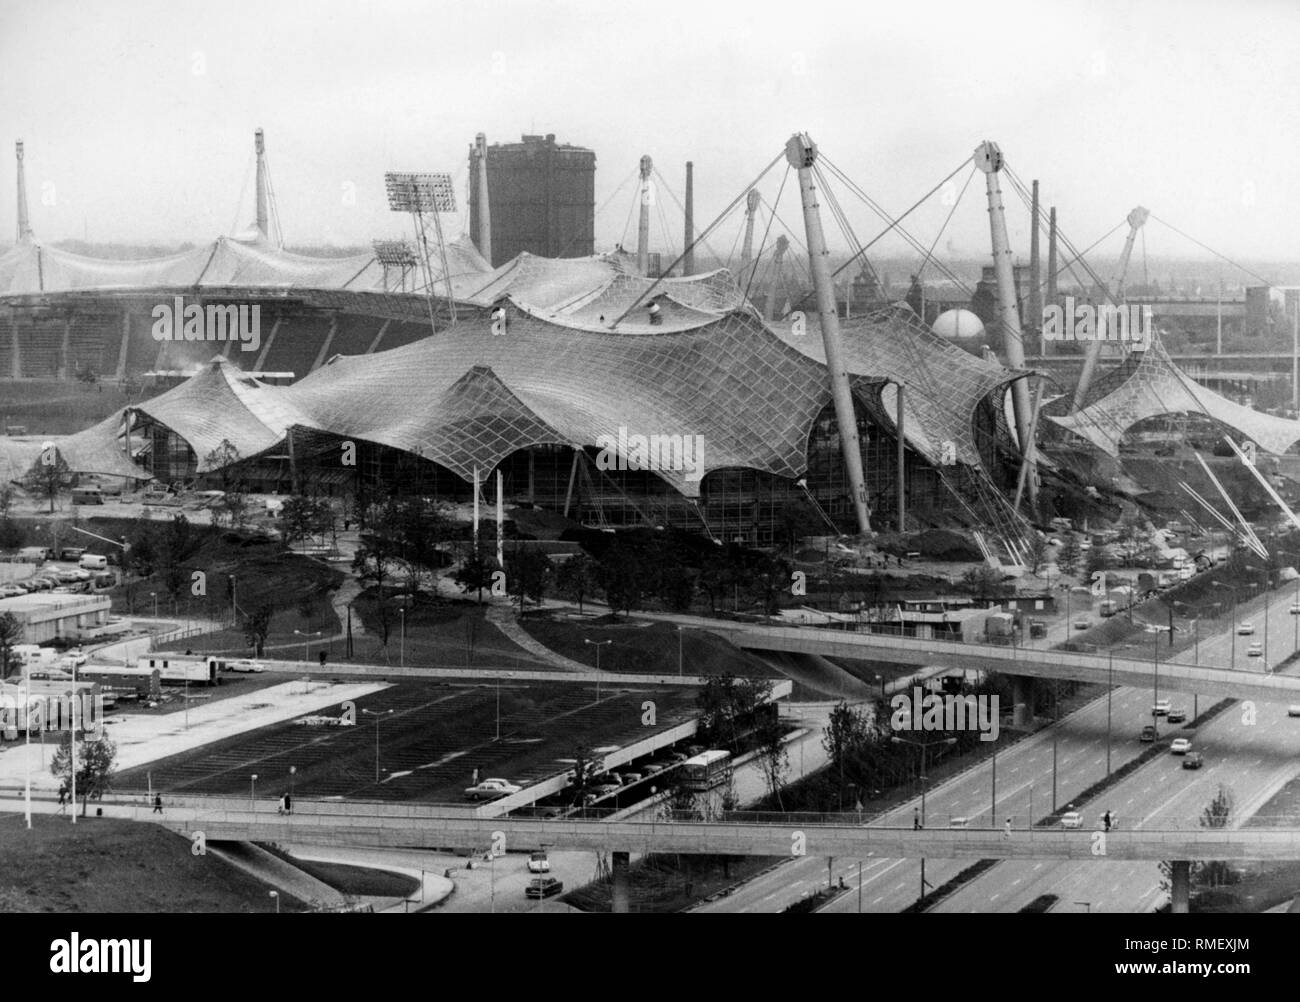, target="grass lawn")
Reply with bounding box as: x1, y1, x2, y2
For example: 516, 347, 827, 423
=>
520, 613, 780, 677
0, 814, 301, 912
